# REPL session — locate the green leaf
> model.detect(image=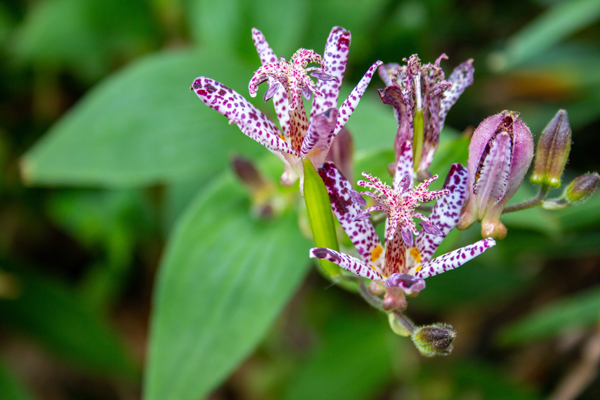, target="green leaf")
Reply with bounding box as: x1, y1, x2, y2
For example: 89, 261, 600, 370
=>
144, 173, 311, 400
492, 0, 600, 71
284, 312, 394, 400
187, 0, 243, 51
0, 360, 36, 400
0, 265, 138, 379
499, 286, 600, 345
303, 158, 341, 278
21, 49, 265, 187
